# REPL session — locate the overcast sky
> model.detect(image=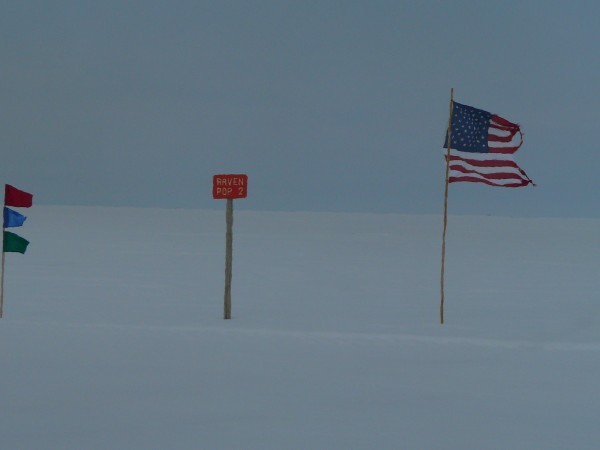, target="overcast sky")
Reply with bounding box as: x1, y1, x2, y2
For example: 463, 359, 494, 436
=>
1, 1, 598, 217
